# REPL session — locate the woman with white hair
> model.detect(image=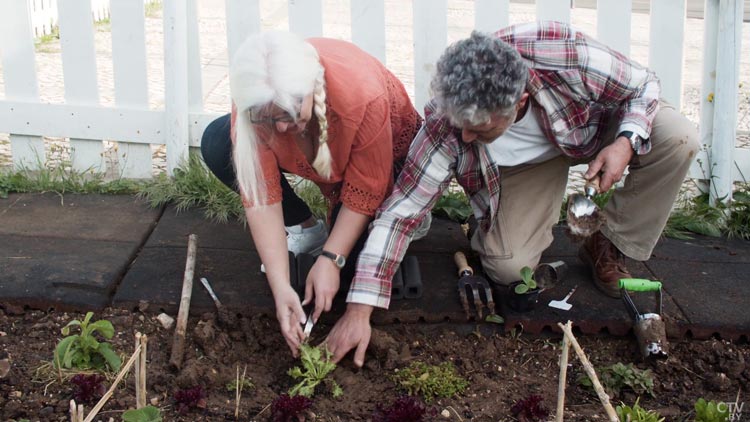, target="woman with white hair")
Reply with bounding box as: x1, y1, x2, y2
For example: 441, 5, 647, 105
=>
201, 31, 422, 356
